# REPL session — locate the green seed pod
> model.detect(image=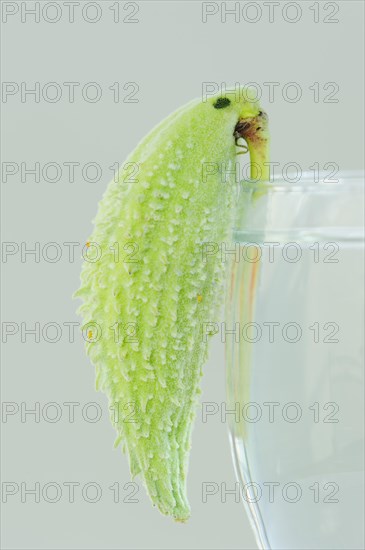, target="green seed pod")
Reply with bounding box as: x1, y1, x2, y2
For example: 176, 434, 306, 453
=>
75, 89, 269, 521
